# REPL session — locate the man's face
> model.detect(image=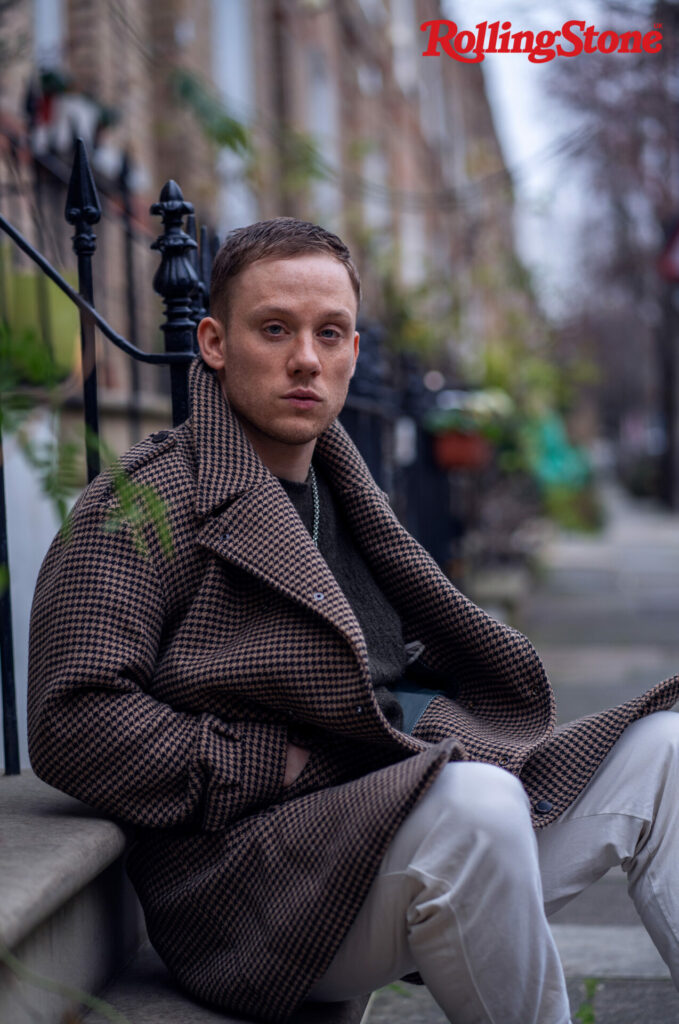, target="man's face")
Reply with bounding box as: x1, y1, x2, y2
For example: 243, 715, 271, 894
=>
199, 253, 359, 473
